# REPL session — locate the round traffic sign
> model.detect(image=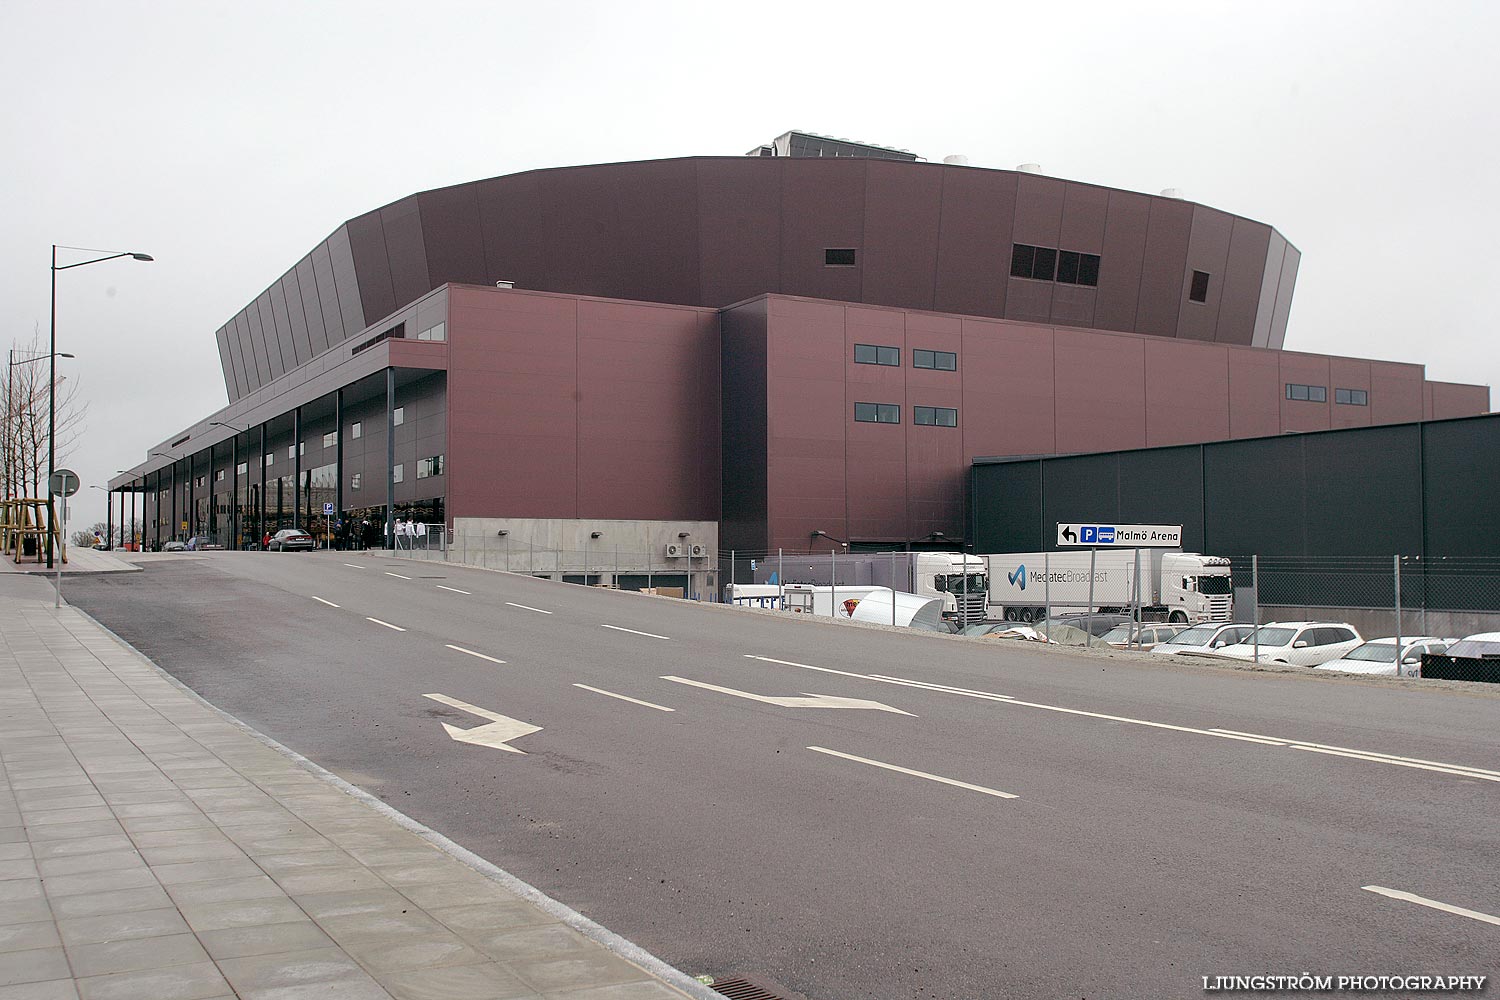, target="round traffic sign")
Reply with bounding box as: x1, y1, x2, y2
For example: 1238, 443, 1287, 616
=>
49, 468, 81, 497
